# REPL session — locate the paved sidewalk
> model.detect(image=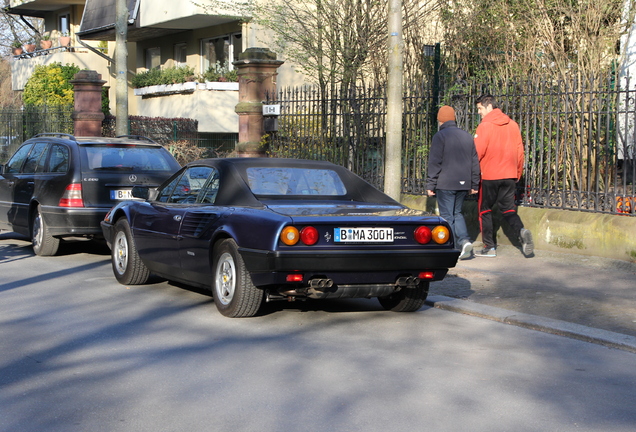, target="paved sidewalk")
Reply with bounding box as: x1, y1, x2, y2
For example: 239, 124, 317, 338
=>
428, 243, 636, 352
